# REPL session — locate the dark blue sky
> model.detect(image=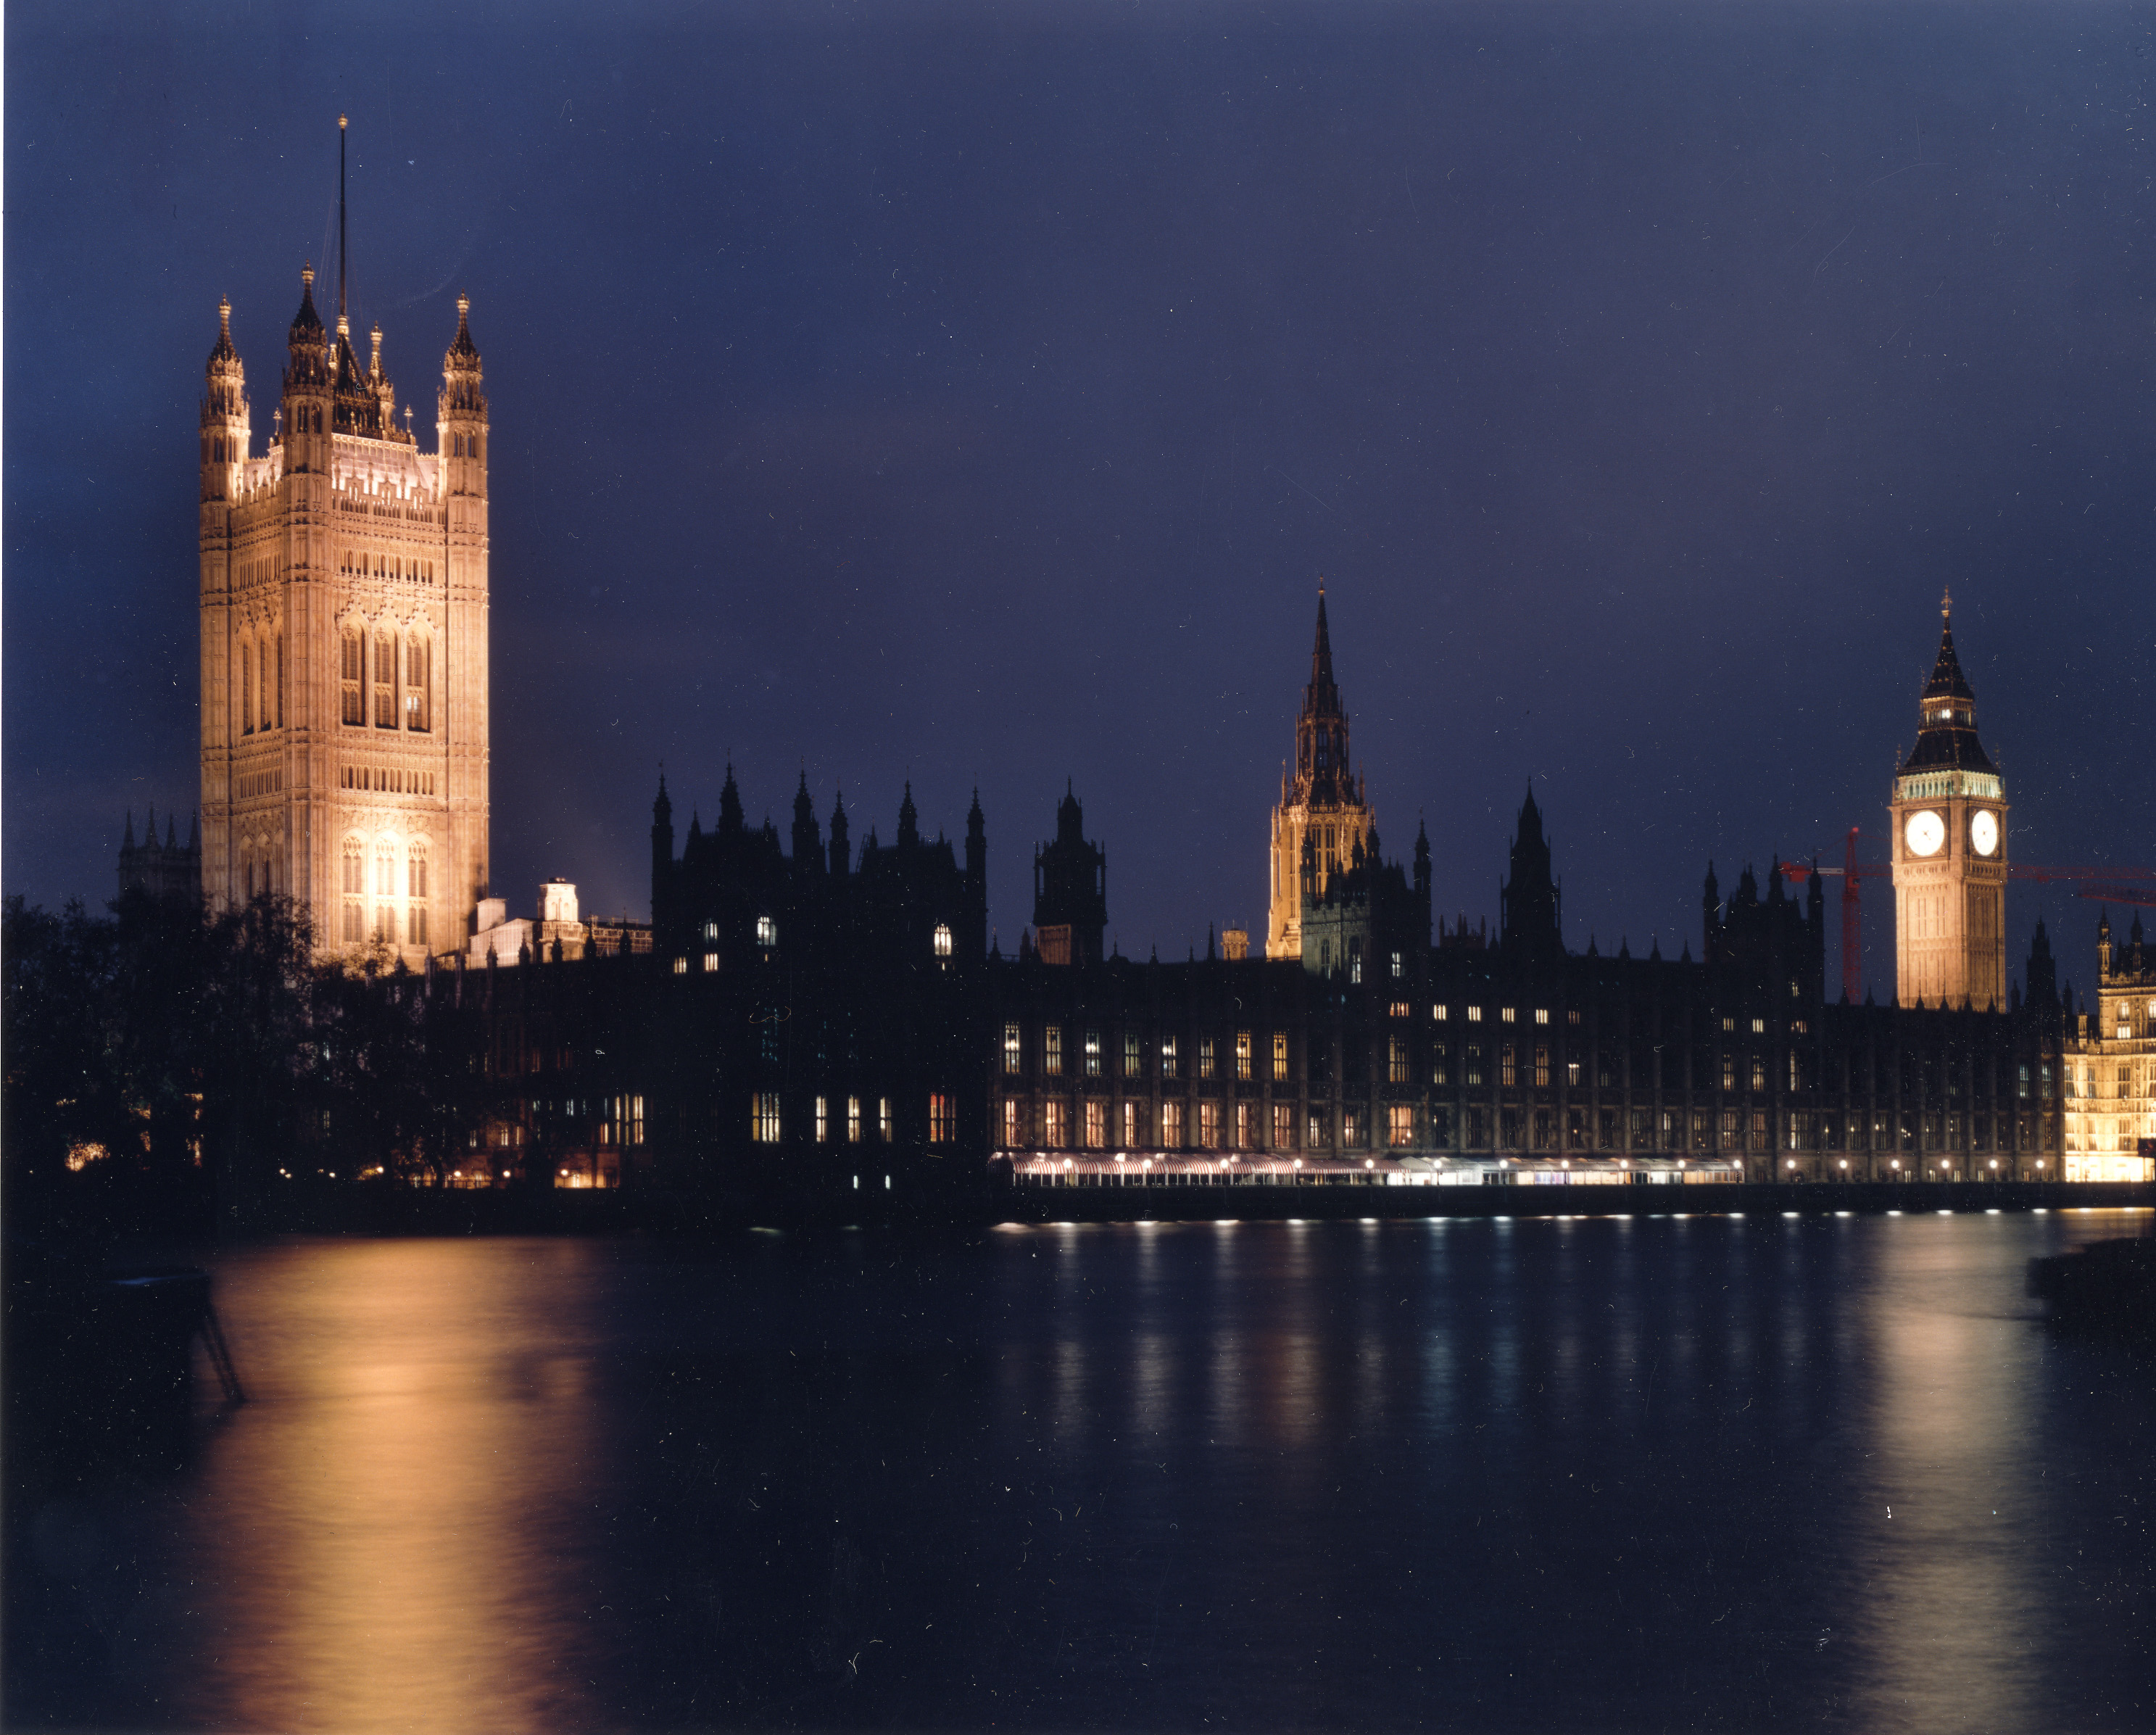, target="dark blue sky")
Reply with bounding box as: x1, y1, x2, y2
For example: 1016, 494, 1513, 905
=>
7, 1, 2151, 993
